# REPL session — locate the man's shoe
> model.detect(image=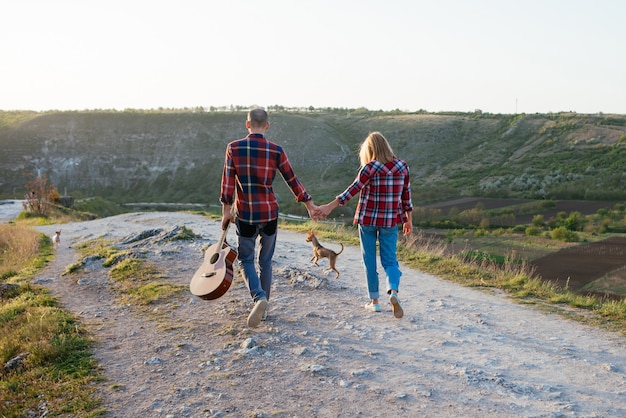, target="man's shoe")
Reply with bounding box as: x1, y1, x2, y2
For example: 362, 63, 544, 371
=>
247, 298, 268, 328
390, 294, 404, 319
